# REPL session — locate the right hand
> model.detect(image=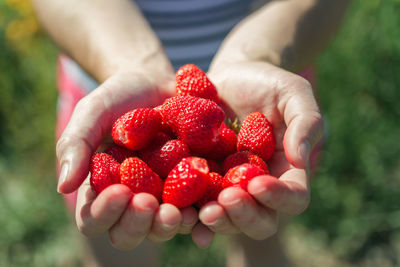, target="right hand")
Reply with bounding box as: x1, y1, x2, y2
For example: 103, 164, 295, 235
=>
56, 69, 202, 250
